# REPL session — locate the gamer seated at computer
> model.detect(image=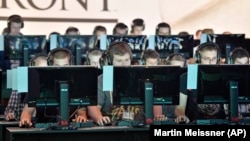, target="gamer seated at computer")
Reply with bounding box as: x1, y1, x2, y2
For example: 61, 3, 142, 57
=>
184, 42, 226, 122
141, 50, 190, 124
87, 42, 174, 126
19, 48, 88, 127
